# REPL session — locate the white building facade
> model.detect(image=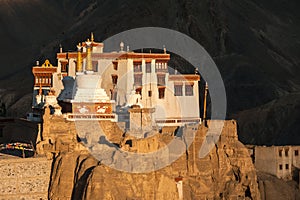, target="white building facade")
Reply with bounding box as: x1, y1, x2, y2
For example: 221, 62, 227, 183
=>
32, 35, 201, 128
